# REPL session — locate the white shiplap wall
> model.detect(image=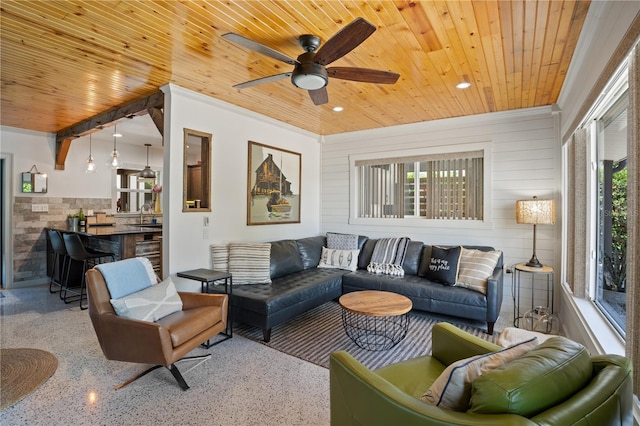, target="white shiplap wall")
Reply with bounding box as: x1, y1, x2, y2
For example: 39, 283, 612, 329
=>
321, 106, 562, 310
